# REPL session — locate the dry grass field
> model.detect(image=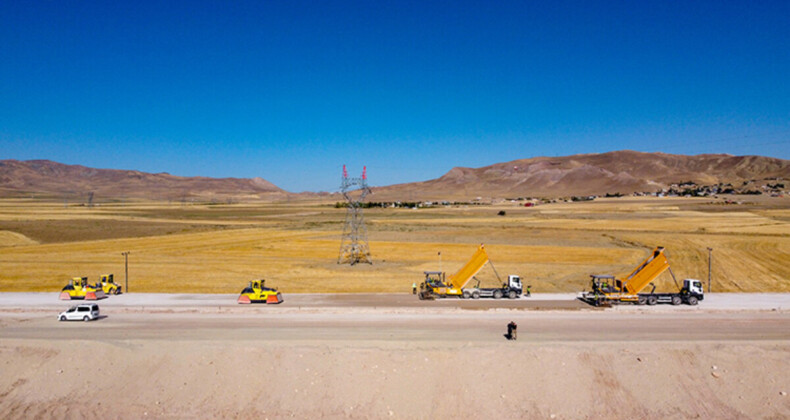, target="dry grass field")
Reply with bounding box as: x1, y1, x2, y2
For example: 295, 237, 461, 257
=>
0, 196, 788, 293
